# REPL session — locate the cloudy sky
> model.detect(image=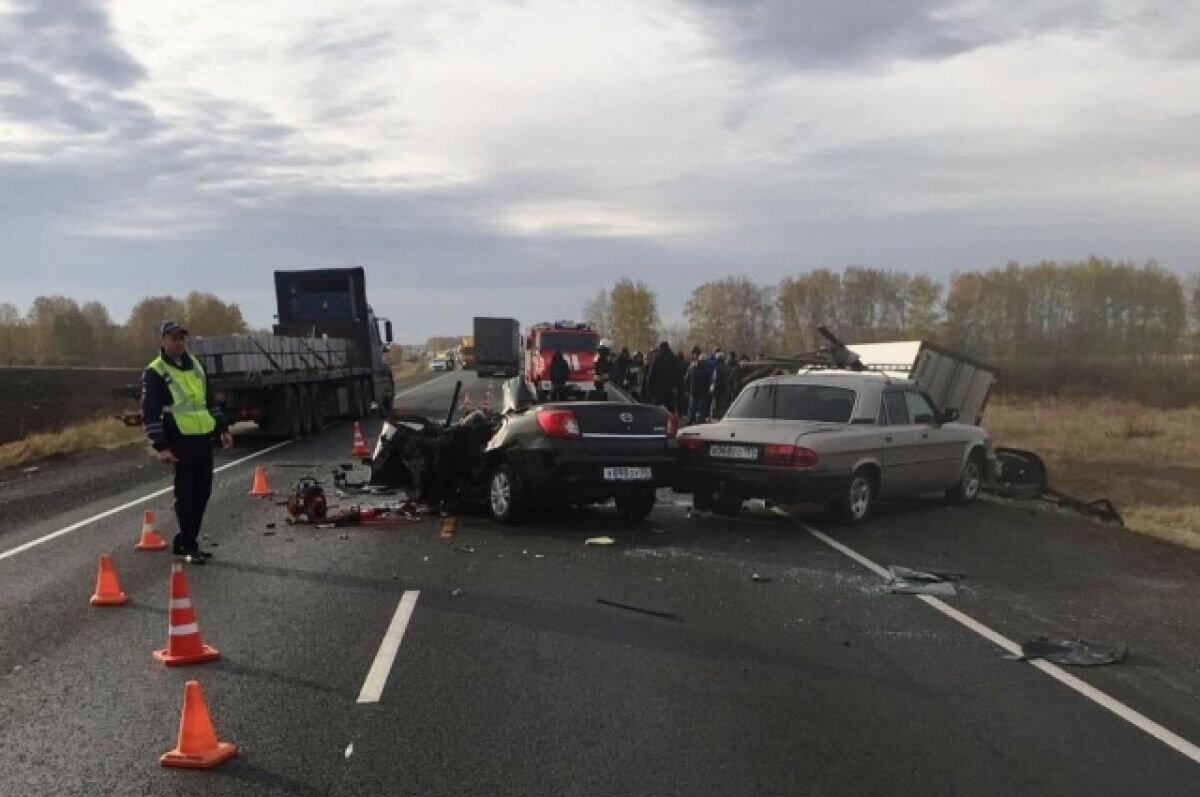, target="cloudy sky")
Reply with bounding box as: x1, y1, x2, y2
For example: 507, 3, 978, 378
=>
2, 0, 1198, 338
